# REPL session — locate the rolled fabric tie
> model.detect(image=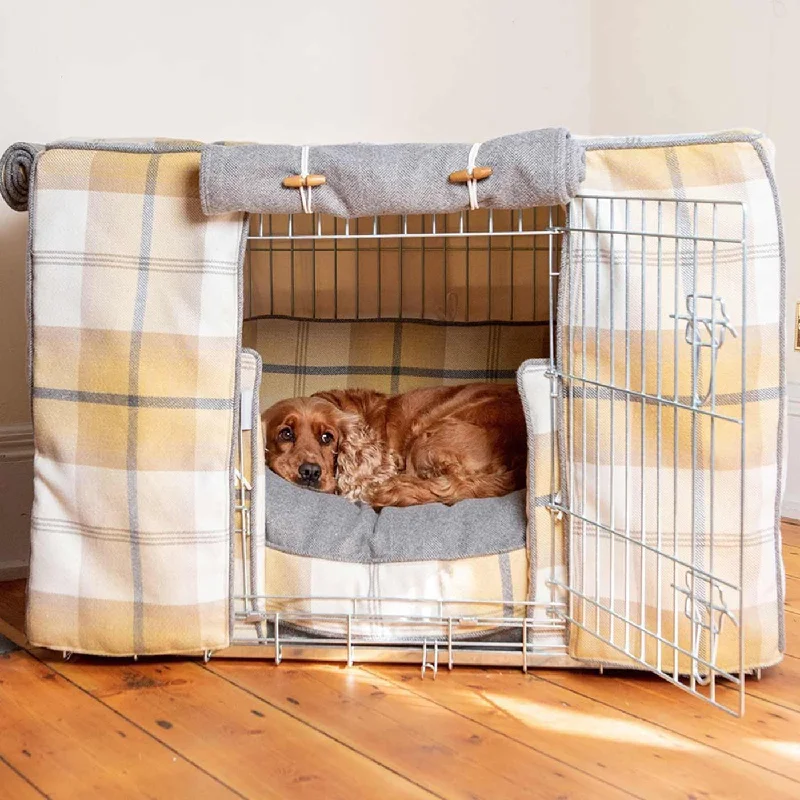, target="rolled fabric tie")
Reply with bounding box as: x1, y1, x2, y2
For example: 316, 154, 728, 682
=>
200, 128, 586, 218
1, 142, 45, 212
